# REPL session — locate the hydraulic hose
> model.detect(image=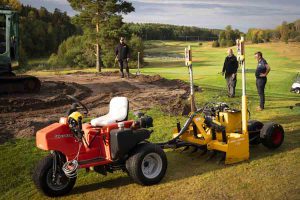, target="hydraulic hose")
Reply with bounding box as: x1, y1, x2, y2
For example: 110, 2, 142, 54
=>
156, 110, 201, 147
62, 142, 82, 178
